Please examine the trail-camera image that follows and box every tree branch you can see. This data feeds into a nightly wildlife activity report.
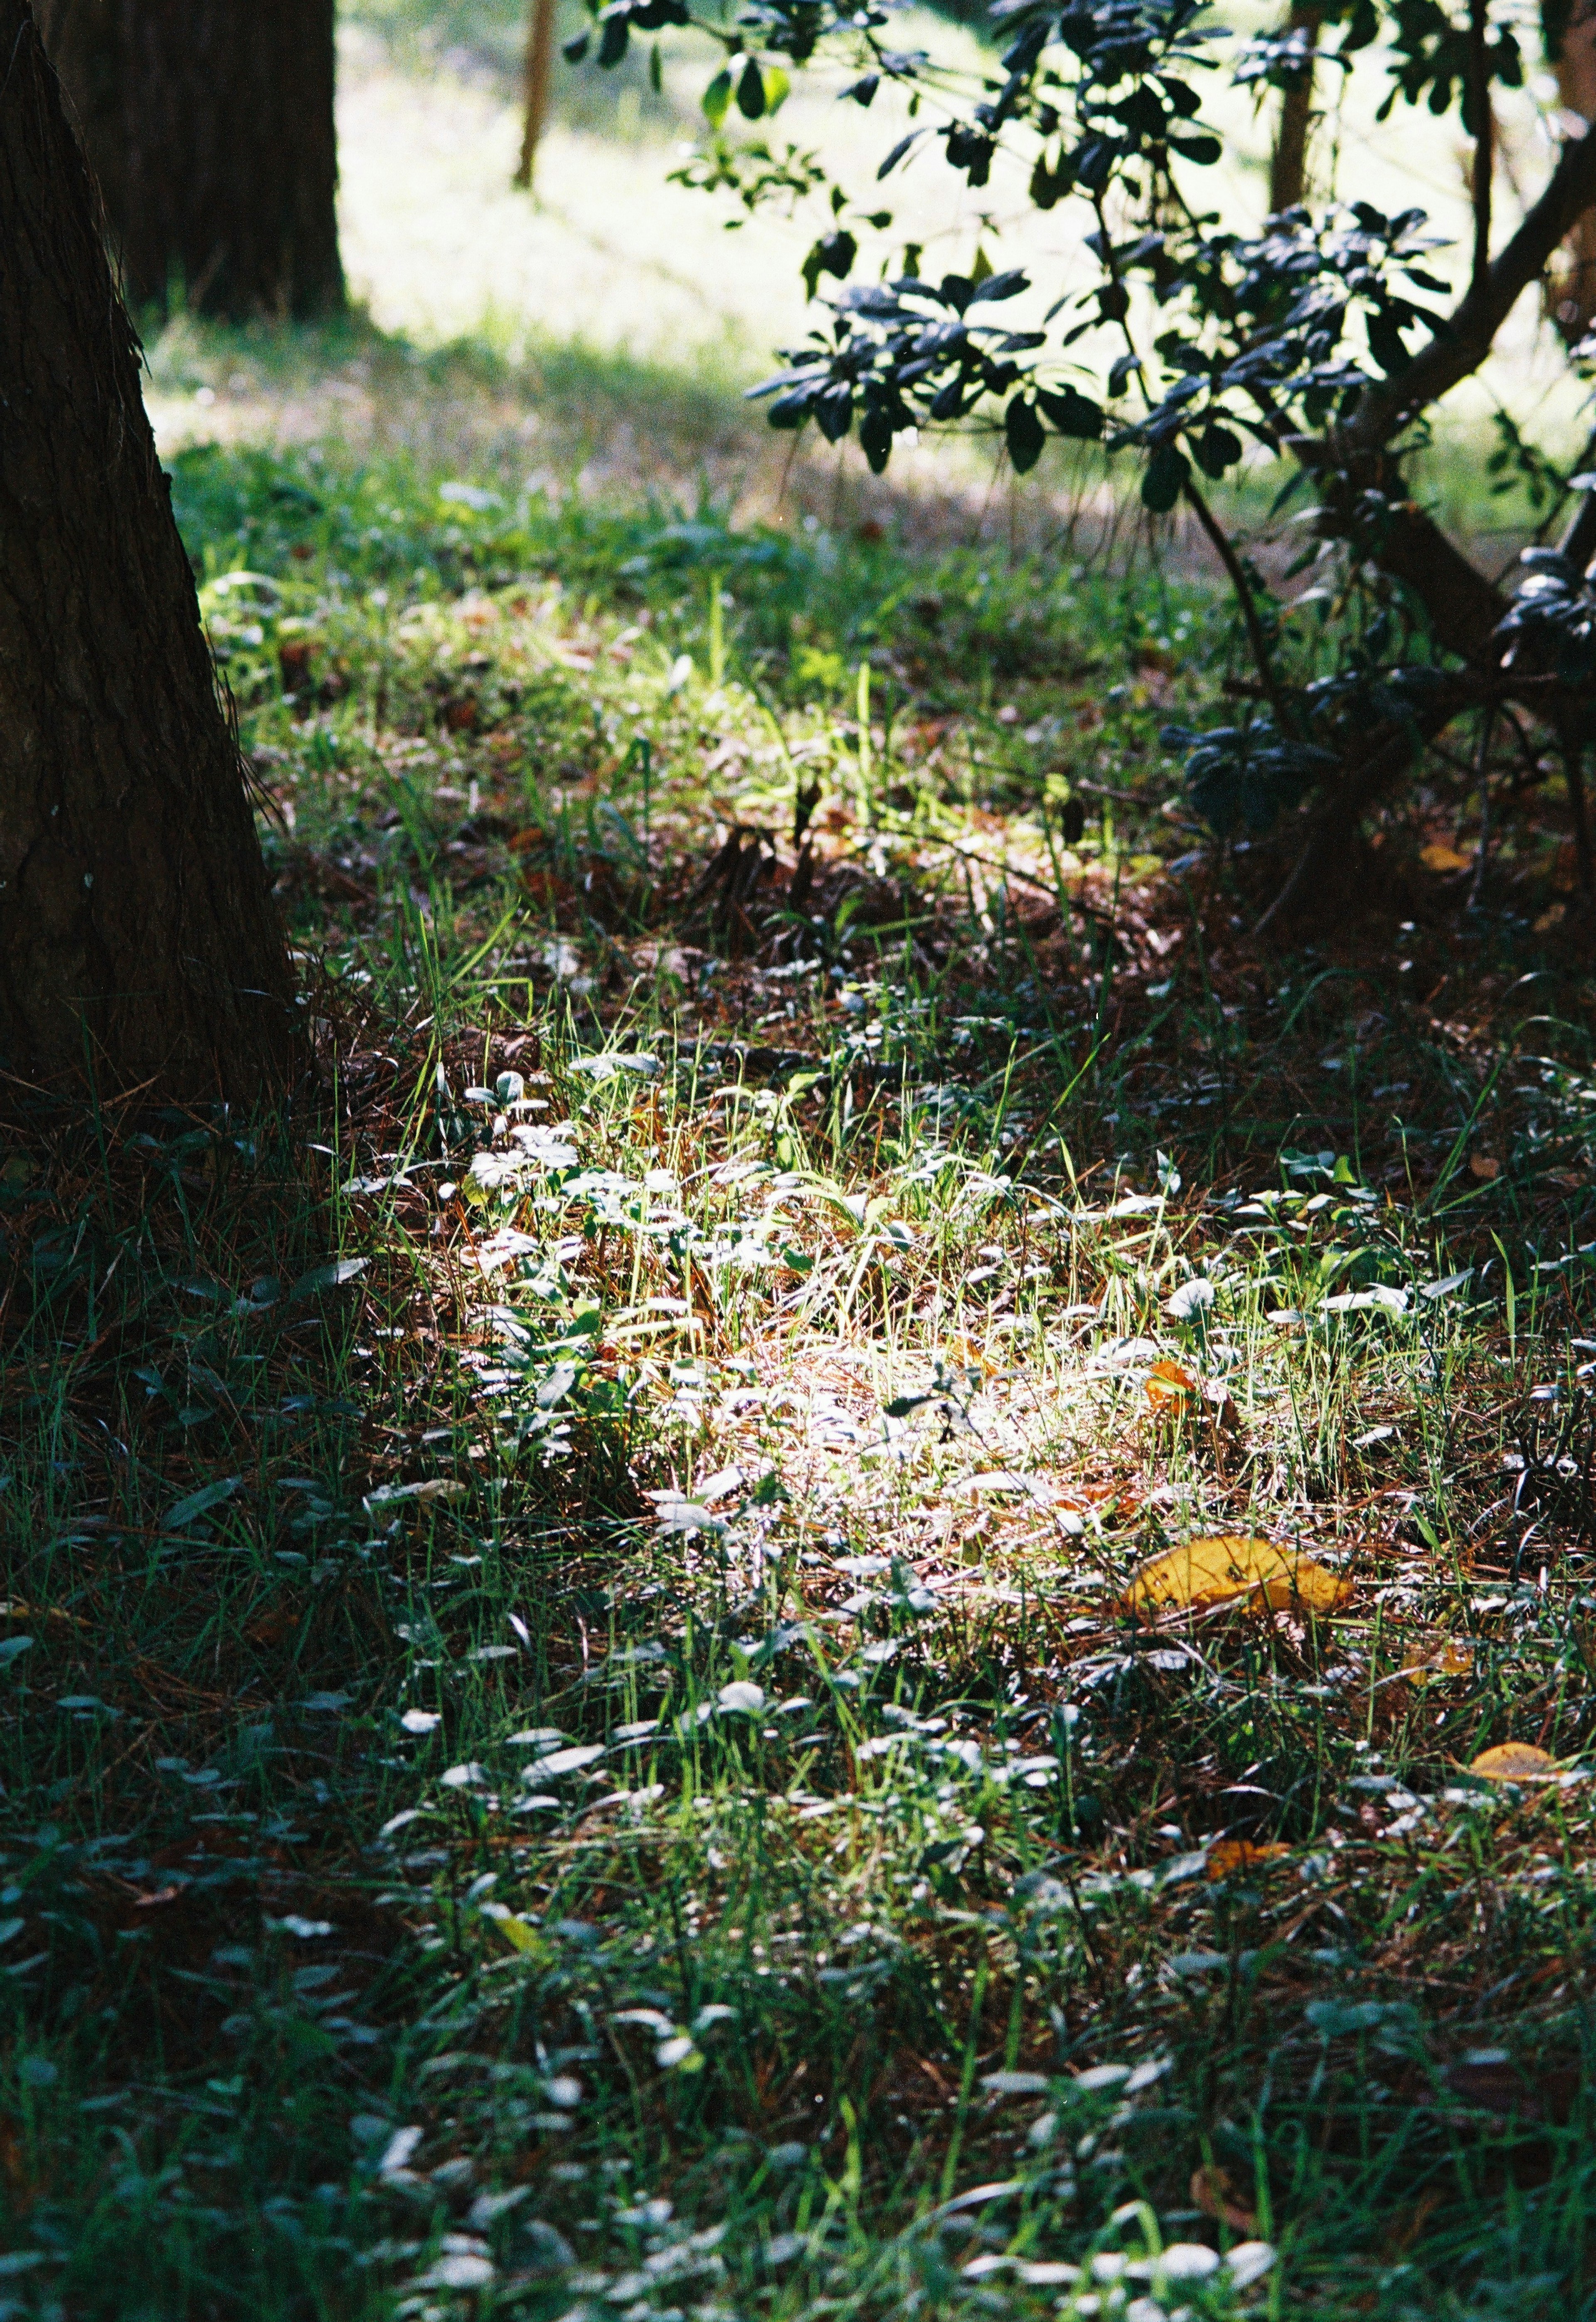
[1468,0,1493,297]
[1341,118,1596,456]
[1255,682,1472,931]
[1182,474,1296,731]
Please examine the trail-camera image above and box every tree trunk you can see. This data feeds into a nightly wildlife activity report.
[41,0,342,321]
[515,0,558,190]
[1268,5,1320,215]
[0,0,296,1100]
[1549,0,1596,342]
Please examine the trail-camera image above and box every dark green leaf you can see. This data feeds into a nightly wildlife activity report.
[1194,423,1241,478]
[860,406,894,473]
[1037,385,1103,439]
[1141,443,1190,512]
[1005,395,1046,473]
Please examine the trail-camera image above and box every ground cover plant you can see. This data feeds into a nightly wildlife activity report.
[3,352,1596,2322]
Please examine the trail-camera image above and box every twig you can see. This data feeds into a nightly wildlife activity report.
[1468,705,1496,910]
[1468,0,1493,298]
[1182,477,1296,736]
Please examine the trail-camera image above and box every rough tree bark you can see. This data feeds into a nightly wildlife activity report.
[0,0,296,1098]
[39,0,342,320]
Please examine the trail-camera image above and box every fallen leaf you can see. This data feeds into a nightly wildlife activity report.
[1190,2163,1257,2234]
[1121,1536,1351,1617]
[1468,1154,1501,1182]
[494,1914,542,1955]
[1145,1359,1197,1410]
[1420,1637,1474,1679]
[1420,841,1471,874]
[1206,1839,1290,1882]
[245,1601,299,1647]
[1469,1742,1557,1783]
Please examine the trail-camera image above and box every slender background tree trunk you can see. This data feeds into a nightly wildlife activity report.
[1269,5,1320,214]
[0,0,295,1098]
[515,0,558,190]
[41,0,342,320]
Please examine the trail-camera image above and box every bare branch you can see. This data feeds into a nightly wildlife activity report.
[1343,120,1596,454]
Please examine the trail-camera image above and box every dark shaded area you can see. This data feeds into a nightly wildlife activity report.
[42,0,342,320]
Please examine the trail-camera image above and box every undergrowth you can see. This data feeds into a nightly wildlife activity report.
[3,433,1596,2322]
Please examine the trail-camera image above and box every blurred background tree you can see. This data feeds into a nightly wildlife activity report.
[39,0,341,319]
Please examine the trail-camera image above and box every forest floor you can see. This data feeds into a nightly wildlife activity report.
[2,330,1596,2322]
[6,24,1596,2320]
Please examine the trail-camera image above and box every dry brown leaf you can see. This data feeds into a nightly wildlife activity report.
[1469,1741,1558,1783]
[1420,841,1472,874]
[1468,1153,1501,1182]
[1206,1839,1291,1882]
[1145,1358,1198,1410]
[1190,2164,1257,2235]
[1121,1536,1352,1616]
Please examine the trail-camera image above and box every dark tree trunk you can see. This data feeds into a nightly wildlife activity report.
[40,0,342,321]
[1547,0,1596,343]
[0,0,296,1099]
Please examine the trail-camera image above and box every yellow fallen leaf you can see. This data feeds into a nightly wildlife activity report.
[1145,1359,1198,1410]
[1470,1742,1558,1783]
[1121,1536,1351,1616]
[1420,841,1472,874]
[1206,1839,1290,1882]
[1421,1637,1474,1679]
[492,1913,544,1954]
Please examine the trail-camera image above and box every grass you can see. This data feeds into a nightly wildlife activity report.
[9,19,1596,2309]
[4,396,1596,2319]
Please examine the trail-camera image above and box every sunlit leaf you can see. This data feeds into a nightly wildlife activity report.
[1420,1637,1474,1678]
[702,68,731,128]
[1470,1742,1558,1782]
[287,1256,369,1302]
[1205,1839,1290,1881]
[1420,840,1471,874]
[525,1744,606,1777]
[1145,1357,1198,1409]
[1121,1536,1351,1615]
